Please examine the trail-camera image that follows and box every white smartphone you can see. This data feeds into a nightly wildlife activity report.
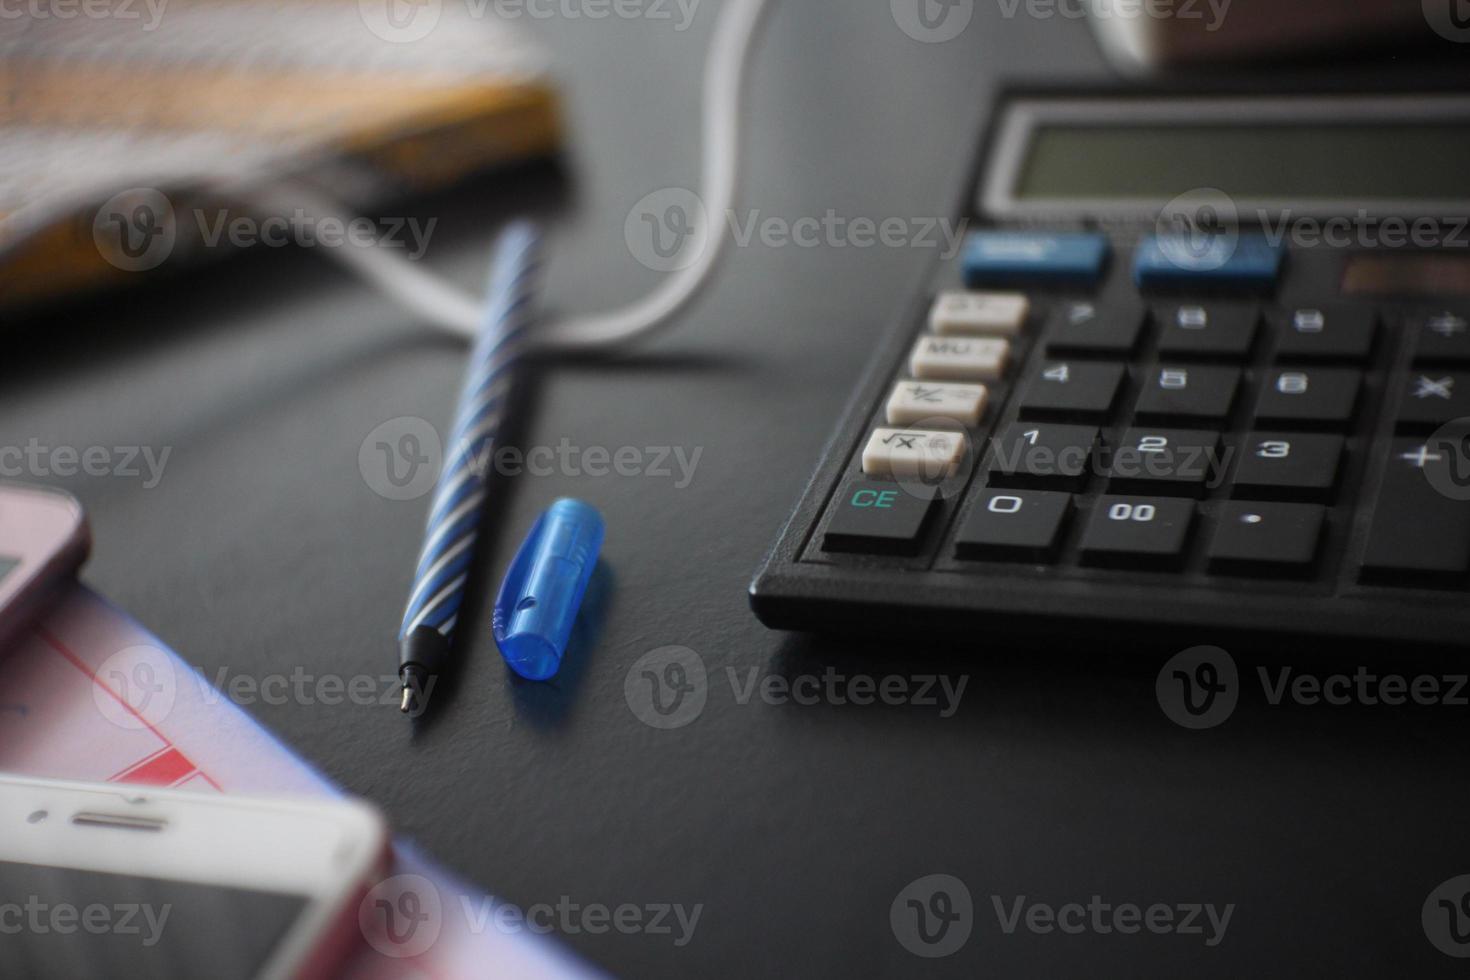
[0,775,389,980]
[0,483,89,651]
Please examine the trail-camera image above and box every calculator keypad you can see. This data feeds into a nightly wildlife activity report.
[763,234,1470,649]
[806,246,1470,599]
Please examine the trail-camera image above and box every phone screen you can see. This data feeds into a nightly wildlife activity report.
[0,860,309,980]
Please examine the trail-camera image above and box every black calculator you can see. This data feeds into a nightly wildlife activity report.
[751,91,1470,647]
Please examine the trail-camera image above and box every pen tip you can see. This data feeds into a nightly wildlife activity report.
[399,686,413,714]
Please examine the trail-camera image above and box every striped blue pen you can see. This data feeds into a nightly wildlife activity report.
[398,222,542,715]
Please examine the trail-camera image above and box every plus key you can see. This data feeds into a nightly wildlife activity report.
[1360,438,1470,584]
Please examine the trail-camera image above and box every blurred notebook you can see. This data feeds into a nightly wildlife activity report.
[0,0,561,308]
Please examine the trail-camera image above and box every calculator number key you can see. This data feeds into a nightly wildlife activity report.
[1079,496,1196,569]
[1271,306,1377,362]
[1230,433,1345,501]
[1046,300,1144,357]
[954,490,1072,562]
[1155,304,1259,360]
[1017,361,1126,422]
[1133,365,1240,425]
[1107,429,1224,496]
[1254,368,1361,429]
[987,422,1098,492]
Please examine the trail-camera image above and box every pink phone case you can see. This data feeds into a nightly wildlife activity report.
[0,484,90,653]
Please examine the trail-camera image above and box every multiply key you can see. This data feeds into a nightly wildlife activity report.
[1395,371,1470,433]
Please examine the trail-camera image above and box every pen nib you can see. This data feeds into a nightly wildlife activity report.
[397,660,433,718]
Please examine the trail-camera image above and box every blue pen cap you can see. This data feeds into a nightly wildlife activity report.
[493,498,605,681]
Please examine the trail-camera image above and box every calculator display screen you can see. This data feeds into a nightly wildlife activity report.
[1342,253,1470,297]
[1014,124,1470,203]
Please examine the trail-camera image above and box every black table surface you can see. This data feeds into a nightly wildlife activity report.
[9,4,1470,976]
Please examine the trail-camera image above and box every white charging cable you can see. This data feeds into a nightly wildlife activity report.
[286,0,770,353]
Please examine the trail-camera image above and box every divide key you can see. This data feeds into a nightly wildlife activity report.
[1412,310,1470,365]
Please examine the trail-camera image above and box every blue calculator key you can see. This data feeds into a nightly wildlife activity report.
[1133,234,1285,290]
[962,232,1109,287]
